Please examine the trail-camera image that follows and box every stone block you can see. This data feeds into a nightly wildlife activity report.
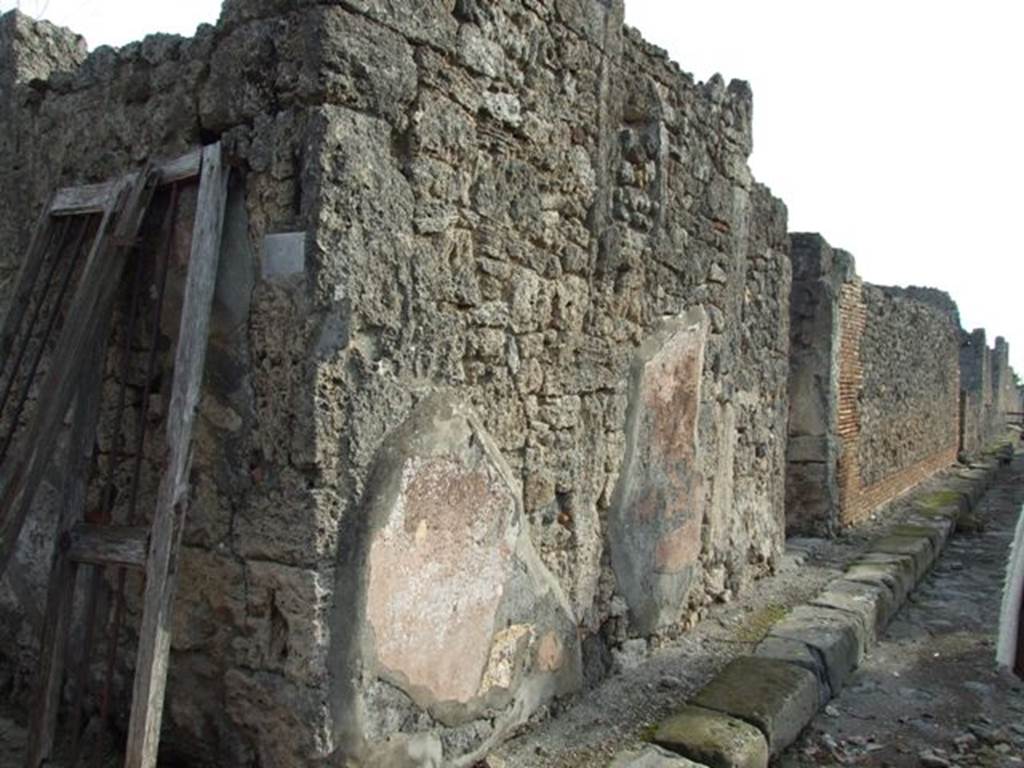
[610,745,711,768]
[913,489,969,519]
[900,514,955,549]
[812,578,895,644]
[609,309,708,634]
[767,605,864,693]
[754,636,830,702]
[844,554,914,606]
[692,657,820,754]
[888,523,946,555]
[225,669,333,765]
[235,562,332,685]
[945,478,983,508]
[654,704,769,768]
[955,467,989,485]
[787,435,829,463]
[870,535,935,580]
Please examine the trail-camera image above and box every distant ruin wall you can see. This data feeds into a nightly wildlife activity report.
[843,285,960,524]
[958,331,1019,457]
[960,328,991,456]
[0,3,793,766]
[787,236,963,529]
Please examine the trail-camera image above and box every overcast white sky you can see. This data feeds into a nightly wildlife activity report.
[4,0,1022,372]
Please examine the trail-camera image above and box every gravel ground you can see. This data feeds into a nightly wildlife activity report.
[779,453,1024,768]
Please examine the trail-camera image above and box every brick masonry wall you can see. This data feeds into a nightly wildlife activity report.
[844,446,959,525]
[840,284,960,524]
[836,276,866,523]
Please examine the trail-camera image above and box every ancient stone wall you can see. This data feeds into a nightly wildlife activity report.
[0,2,793,766]
[958,330,1019,457]
[0,6,378,766]
[0,13,86,317]
[786,237,962,529]
[959,328,991,456]
[838,284,960,524]
[785,233,846,535]
[992,338,1016,433]
[856,285,960,487]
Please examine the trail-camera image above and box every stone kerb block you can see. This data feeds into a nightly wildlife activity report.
[845,553,916,606]
[812,579,894,646]
[332,392,581,766]
[753,636,828,692]
[654,704,769,768]
[609,745,712,768]
[870,535,935,581]
[609,309,708,635]
[692,657,819,755]
[764,605,864,694]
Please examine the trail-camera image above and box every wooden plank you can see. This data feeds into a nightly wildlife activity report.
[0,198,56,364]
[124,143,228,768]
[157,147,203,185]
[2,562,43,636]
[49,181,118,217]
[67,524,150,570]
[25,323,109,768]
[0,169,158,577]
[50,148,203,216]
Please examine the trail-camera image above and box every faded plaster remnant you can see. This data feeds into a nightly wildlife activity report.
[366,455,517,705]
[334,392,581,765]
[610,309,708,634]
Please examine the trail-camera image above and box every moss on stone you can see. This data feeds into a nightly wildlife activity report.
[654,705,769,768]
[915,490,963,511]
[732,603,788,644]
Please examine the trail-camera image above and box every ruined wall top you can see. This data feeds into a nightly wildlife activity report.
[875,284,961,331]
[0,11,85,95]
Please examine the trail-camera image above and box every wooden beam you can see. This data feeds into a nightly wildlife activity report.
[0,198,56,363]
[25,324,108,768]
[124,142,228,768]
[157,147,204,185]
[49,182,118,218]
[67,524,150,570]
[49,148,203,217]
[0,169,158,577]
[2,562,43,636]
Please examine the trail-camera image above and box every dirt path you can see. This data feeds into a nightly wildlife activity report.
[779,454,1024,768]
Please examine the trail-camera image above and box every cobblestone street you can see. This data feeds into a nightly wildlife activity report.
[781,452,1024,768]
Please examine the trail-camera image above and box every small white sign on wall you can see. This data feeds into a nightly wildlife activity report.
[260,232,305,281]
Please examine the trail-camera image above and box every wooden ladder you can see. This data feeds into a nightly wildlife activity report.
[0,143,228,768]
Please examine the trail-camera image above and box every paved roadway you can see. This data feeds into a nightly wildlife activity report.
[780,452,1024,768]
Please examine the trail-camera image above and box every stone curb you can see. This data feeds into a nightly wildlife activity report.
[635,446,1012,768]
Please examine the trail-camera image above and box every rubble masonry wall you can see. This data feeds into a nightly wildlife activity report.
[0,2,792,765]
